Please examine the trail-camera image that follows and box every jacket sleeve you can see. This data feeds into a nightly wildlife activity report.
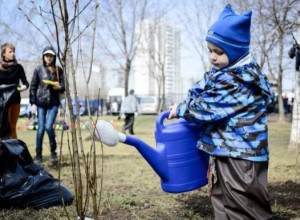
[29,67,39,105]
[58,67,65,92]
[289,45,296,59]
[19,64,29,89]
[176,73,254,125]
[296,52,300,71]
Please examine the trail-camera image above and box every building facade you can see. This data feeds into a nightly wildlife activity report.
[133,19,181,102]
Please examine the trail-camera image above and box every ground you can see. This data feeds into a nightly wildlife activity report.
[0,114,299,220]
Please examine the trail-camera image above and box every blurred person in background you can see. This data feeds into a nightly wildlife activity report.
[120,89,138,135]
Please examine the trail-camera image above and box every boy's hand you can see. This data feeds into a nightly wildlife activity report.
[168,104,178,119]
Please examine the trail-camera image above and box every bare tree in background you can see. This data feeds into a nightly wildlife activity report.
[144,19,167,113]
[288,10,300,151]
[179,0,221,74]
[98,0,148,97]
[253,3,277,68]
[0,1,49,59]
[230,0,278,68]
[260,0,298,122]
[78,3,99,118]
[230,0,298,121]
[141,1,175,113]
[18,1,104,219]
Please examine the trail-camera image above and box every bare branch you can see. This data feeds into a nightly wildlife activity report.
[18,7,53,46]
[129,0,148,61]
[71,19,94,44]
[31,2,56,40]
[68,0,93,25]
[50,0,62,61]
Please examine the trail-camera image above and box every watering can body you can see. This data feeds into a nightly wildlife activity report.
[155,111,209,193]
[124,111,209,193]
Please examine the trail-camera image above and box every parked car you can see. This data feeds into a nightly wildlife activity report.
[19,98,31,118]
[79,99,103,116]
[136,95,173,115]
[60,98,102,117]
[107,88,124,115]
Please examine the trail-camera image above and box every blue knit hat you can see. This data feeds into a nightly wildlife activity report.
[206,5,252,65]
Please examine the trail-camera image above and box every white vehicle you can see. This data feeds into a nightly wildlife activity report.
[20,98,31,118]
[136,95,173,115]
[107,88,125,115]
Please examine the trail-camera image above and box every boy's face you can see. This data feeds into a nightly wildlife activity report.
[207,42,229,70]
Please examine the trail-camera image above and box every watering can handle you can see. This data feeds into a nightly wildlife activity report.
[156,110,170,131]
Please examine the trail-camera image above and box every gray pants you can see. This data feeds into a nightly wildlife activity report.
[211,157,272,220]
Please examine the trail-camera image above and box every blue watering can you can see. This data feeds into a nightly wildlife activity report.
[95,111,209,193]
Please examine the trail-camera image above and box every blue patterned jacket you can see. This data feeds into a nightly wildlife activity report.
[176,55,273,161]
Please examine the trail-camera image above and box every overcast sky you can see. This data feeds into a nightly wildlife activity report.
[0,0,296,93]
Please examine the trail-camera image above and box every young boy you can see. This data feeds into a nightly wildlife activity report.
[168,5,273,220]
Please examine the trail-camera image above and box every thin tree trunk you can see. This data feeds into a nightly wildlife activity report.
[288,70,300,150]
[160,70,166,113]
[278,35,285,122]
[288,9,300,151]
[86,3,98,118]
[67,46,84,217]
[125,58,130,96]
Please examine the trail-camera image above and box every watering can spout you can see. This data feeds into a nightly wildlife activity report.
[124,135,168,181]
[94,119,168,181]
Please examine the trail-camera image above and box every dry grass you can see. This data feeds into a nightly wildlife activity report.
[0,114,299,220]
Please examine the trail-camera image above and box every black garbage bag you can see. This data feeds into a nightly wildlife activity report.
[0,139,74,209]
[0,84,17,138]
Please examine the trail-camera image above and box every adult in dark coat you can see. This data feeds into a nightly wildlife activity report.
[29,46,65,164]
[0,43,29,139]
